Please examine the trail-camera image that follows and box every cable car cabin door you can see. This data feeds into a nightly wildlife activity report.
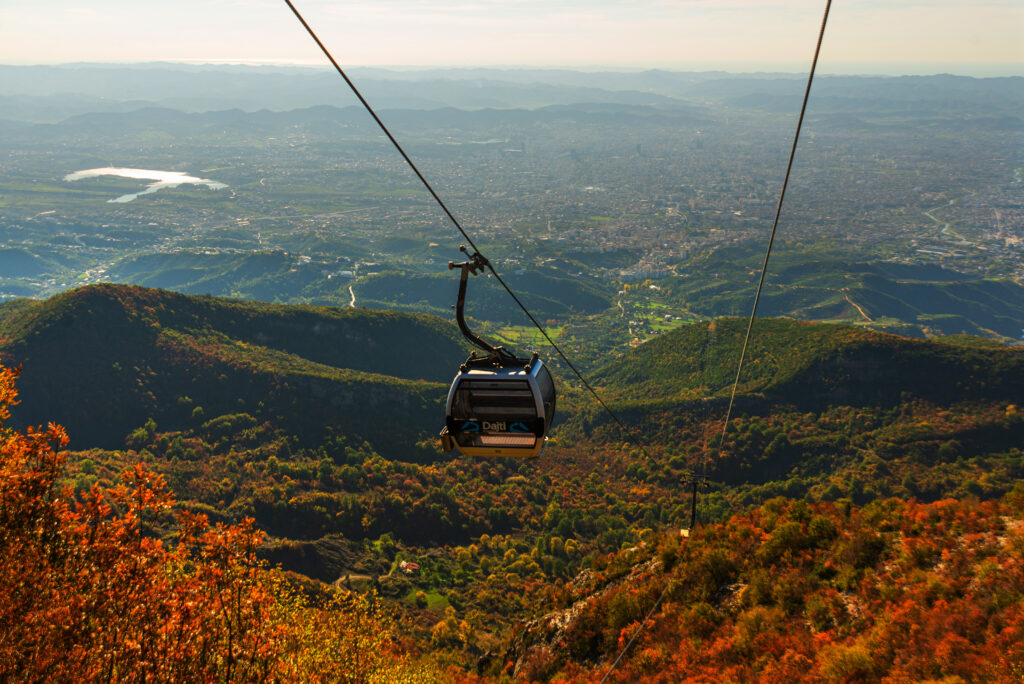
[444,363,553,459]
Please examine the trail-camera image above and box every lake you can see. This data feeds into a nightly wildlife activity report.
[63,167,228,203]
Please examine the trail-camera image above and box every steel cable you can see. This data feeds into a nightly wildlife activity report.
[601,1,833,679]
[282,0,644,449]
[714,0,833,464]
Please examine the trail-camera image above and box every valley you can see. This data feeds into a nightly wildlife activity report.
[1,63,1023,681]
[1,68,1022,355]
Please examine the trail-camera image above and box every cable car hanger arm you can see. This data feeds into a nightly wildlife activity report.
[450,246,500,355]
[283,0,642,450]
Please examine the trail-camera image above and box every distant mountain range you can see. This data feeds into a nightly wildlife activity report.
[0,102,711,147]
[0,64,1020,121]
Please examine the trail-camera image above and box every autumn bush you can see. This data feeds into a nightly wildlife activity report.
[0,365,438,682]
[517,495,1024,683]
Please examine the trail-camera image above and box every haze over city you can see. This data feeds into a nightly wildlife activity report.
[1,0,1021,75]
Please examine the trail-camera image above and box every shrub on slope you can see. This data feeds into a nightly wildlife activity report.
[0,364,439,682]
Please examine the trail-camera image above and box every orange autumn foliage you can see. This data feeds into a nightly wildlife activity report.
[509,494,1024,683]
[0,365,436,682]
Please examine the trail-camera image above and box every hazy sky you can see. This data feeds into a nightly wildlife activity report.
[1,0,1021,75]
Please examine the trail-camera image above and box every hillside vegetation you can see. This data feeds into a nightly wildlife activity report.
[501,495,1024,682]
[664,247,1024,340]
[0,365,439,681]
[2,286,1023,679]
[0,284,469,451]
[593,316,1024,407]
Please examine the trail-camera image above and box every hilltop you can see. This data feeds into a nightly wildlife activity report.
[593,316,1024,407]
[0,284,469,452]
[566,317,1024,508]
[104,250,614,321]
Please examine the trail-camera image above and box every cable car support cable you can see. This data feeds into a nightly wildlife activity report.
[282,0,643,450]
[710,0,833,511]
[600,1,832,680]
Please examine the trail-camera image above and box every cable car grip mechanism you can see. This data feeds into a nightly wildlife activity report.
[449,245,510,360]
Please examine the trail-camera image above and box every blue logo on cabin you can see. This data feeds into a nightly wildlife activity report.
[461,421,480,433]
[510,421,529,433]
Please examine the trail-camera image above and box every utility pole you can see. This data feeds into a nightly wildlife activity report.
[680,472,709,537]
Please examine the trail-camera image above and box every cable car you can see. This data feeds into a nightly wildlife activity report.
[440,248,556,459]
[443,352,556,458]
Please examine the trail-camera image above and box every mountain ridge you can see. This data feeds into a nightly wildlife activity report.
[0,283,468,451]
[594,317,1024,407]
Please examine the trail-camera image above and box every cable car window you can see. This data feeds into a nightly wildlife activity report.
[475,434,537,447]
[452,380,537,419]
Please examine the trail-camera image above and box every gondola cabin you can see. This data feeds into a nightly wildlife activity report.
[442,354,556,459]
[440,247,557,458]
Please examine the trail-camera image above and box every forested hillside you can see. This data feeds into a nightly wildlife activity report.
[0,284,468,451]
[0,365,441,681]
[3,286,1023,680]
[500,495,1024,682]
[663,246,1024,340]
[592,316,1024,406]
